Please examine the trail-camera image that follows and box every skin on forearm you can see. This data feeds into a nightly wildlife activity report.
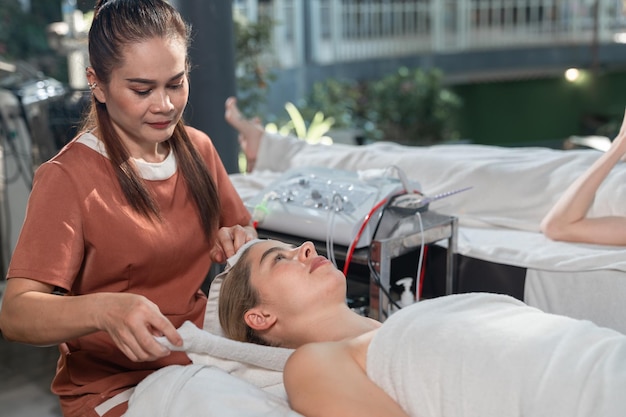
[541,151,618,226]
[1,278,180,361]
[0,278,103,345]
[541,115,626,244]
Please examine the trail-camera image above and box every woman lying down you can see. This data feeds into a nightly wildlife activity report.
[218,239,626,417]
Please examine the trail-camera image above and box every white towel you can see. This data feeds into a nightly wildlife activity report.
[367,293,626,417]
[125,364,301,417]
[157,321,293,398]
[129,318,298,416]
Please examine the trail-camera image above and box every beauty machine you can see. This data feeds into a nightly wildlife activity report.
[245,166,421,249]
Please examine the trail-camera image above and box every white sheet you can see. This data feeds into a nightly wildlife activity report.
[367,293,626,417]
[125,364,301,417]
[454,226,626,272]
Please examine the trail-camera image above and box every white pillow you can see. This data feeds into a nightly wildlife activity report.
[204,271,226,336]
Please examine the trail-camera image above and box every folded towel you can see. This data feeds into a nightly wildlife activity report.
[156,321,294,398]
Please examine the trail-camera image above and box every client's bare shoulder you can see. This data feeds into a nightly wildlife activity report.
[283,329,409,417]
[285,329,377,377]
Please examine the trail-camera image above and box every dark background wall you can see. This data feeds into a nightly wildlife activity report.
[453,69,626,146]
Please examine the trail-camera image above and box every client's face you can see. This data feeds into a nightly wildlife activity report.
[246,240,348,314]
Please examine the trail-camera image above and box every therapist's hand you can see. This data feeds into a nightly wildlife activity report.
[97,292,182,362]
[210,224,257,264]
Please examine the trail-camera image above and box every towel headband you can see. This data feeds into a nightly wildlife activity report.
[225,238,265,270]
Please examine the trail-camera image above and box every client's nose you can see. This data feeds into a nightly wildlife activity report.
[297,241,317,261]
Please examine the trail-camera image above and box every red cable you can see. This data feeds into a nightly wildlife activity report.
[342,197,389,276]
[417,245,428,299]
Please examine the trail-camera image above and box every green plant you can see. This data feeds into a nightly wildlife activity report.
[296,68,462,146]
[232,10,275,118]
[266,101,335,144]
[364,67,463,145]
[300,78,363,129]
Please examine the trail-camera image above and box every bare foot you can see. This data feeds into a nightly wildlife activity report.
[225,97,264,172]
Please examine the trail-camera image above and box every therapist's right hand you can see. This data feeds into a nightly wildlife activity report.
[96,292,183,362]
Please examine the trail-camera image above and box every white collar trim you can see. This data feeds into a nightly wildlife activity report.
[76,132,176,180]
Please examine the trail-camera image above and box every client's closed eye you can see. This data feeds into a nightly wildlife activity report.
[273,253,287,263]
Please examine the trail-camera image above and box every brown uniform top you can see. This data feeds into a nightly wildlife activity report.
[7,126,251,417]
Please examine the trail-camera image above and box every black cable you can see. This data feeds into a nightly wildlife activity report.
[368,256,402,320]
[366,195,404,318]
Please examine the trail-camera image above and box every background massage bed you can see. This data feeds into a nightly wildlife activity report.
[229,134,626,334]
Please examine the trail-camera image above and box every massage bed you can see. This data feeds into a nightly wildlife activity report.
[123,278,626,417]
